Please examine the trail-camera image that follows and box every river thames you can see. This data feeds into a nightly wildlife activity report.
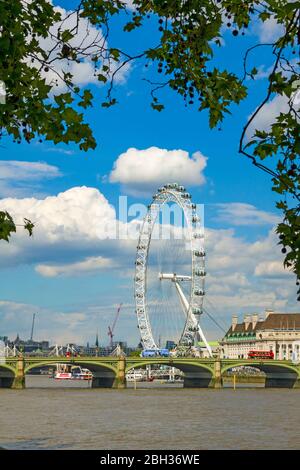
[0,377,299,450]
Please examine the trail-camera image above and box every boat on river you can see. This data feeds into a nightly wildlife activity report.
[52,364,93,380]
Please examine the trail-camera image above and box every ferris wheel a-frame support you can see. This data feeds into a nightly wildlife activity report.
[159,273,212,357]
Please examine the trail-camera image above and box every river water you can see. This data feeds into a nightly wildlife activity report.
[0,376,299,450]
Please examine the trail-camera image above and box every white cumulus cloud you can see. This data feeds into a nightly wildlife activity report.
[254,16,285,43]
[109,147,207,196]
[255,260,292,278]
[0,160,61,197]
[246,94,289,139]
[0,186,120,268]
[0,185,298,342]
[213,203,280,226]
[0,160,61,181]
[0,299,136,345]
[36,255,115,278]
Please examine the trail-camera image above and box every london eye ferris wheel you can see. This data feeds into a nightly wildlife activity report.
[134,183,212,356]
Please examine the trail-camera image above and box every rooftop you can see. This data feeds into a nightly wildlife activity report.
[224,312,300,339]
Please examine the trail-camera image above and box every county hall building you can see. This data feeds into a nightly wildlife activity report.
[220,310,300,360]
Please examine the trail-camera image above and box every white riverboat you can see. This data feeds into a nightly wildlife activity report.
[53,364,93,380]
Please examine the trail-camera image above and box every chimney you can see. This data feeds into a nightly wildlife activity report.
[244,314,251,330]
[252,314,259,329]
[231,315,238,331]
[265,309,274,319]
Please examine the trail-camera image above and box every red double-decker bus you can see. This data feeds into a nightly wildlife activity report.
[248,350,274,360]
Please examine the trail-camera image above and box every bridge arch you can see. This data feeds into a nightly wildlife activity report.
[0,363,16,388]
[126,359,215,388]
[24,360,117,375]
[222,361,300,388]
[0,362,16,374]
[25,360,118,388]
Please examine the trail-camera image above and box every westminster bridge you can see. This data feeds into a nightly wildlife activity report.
[1,355,300,389]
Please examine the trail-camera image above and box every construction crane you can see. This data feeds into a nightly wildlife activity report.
[30,313,36,342]
[108,303,122,347]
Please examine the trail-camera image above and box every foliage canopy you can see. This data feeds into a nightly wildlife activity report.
[0,0,299,296]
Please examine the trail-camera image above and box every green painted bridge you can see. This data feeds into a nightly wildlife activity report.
[1,355,300,389]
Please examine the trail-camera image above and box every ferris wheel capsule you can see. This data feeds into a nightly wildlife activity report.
[194,250,205,257]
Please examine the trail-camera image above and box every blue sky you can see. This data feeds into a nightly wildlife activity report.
[0,2,298,346]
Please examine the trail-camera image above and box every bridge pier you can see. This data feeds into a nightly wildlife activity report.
[113,356,127,389]
[183,365,219,388]
[12,356,25,389]
[180,359,222,388]
[91,357,126,388]
[210,359,223,389]
[208,377,223,389]
[293,379,300,389]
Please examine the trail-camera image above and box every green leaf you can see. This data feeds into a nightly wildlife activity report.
[24,218,34,237]
[97,74,107,83]
[151,102,164,112]
[0,211,16,242]
[61,29,73,43]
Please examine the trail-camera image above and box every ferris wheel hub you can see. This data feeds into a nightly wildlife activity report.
[159,272,192,282]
